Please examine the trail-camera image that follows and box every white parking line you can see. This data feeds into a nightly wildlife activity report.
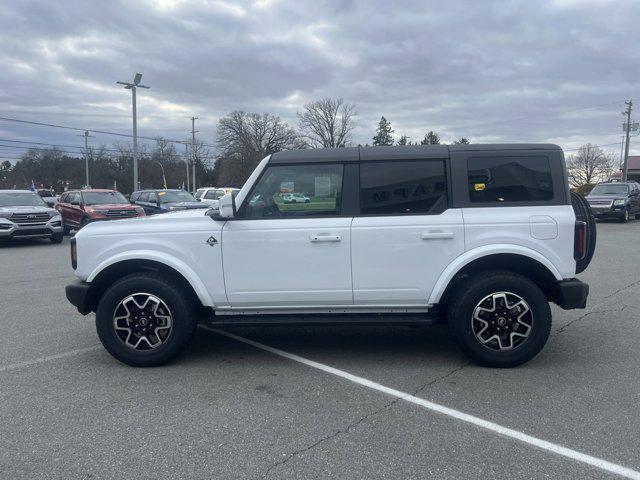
[202,326,640,480]
[0,345,101,373]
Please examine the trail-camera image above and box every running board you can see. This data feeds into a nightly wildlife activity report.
[205,312,437,327]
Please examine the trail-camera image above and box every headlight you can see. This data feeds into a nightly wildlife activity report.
[169,205,184,210]
[87,208,109,214]
[613,199,626,206]
[0,211,12,219]
[135,207,145,215]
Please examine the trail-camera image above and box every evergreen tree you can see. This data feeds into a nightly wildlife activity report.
[372,116,394,146]
[397,135,409,146]
[454,137,470,144]
[420,131,440,145]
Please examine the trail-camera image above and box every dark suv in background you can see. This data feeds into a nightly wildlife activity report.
[130,189,208,215]
[586,182,640,222]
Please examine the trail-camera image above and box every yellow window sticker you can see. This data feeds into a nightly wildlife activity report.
[474,183,485,191]
[158,191,167,196]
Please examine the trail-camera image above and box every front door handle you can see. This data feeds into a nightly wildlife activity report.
[309,234,341,243]
[421,231,454,240]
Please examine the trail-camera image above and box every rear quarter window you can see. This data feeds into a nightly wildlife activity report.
[468,156,553,203]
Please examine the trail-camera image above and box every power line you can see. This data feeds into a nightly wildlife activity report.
[0,115,218,148]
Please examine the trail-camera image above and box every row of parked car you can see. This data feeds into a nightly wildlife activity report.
[0,186,239,243]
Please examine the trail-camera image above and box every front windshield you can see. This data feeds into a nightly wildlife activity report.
[158,191,197,203]
[82,191,128,205]
[590,184,629,196]
[0,192,47,207]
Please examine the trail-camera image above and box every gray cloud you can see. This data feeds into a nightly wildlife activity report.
[0,0,638,163]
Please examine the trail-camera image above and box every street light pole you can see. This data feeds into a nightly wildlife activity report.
[191,116,198,194]
[116,73,150,192]
[622,99,633,182]
[77,130,93,188]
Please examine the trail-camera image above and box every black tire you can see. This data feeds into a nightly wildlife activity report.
[63,223,71,235]
[447,271,551,368]
[96,272,198,367]
[79,217,89,230]
[570,192,596,274]
[620,208,629,223]
[50,232,63,244]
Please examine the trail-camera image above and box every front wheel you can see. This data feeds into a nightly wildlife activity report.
[621,208,629,223]
[96,272,198,367]
[447,271,551,368]
[50,232,63,244]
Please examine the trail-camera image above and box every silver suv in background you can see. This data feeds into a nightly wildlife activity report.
[0,190,64,243]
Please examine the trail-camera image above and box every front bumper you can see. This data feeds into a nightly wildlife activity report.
[553,279,589,310]
[65,280,92,315]
[0,218,63,239]
[589,205,626,218]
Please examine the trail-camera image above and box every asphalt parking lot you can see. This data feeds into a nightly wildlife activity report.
[1,220,640,480]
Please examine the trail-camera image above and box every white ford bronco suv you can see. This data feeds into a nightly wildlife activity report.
[65,144,595,368]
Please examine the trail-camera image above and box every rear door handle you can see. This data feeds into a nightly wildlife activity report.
[309,234,341,243]
[421,231,454,240]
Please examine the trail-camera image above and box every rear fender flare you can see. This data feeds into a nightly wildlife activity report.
[428,244,563,305]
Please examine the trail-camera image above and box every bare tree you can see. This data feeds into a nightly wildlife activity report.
[217,111,300,183]
[566,143,616,187]
[297,98,356,148]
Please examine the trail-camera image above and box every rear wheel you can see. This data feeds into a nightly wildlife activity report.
[447,271,551,368]
[63,223,71,235]
[96,272,198,367]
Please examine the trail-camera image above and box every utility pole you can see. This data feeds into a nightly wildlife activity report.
[622,100,633,182]
[183,144,190,192]
[77,130,94,188]
[191,116,198,194]
[117,73,150,192]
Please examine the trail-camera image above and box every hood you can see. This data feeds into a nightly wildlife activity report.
[0,205,58,215]
[75,207,220,238]
[84,203,138,209]
[162,201,208,209]
[586,195,626,200]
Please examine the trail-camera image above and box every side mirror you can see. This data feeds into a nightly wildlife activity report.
[218,193,236,218]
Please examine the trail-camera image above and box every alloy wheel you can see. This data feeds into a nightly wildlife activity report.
[471,292,533,351]
[112,293,173,350]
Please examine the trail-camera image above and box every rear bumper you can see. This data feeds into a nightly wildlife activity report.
[554,279,589,310]
[65,280,92,315]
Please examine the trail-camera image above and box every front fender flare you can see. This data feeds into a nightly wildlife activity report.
[427,244,563,305]
[87,250,214,307]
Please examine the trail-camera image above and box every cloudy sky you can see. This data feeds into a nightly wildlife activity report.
[1,0,639,163]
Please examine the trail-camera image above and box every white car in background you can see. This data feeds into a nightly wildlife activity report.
[197,187,240,208]
[283,192,310,203]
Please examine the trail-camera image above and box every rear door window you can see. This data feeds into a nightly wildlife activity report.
[359,160,447,215]
[468,156,553,203]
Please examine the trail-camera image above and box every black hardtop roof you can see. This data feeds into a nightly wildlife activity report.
[269,144,562,164]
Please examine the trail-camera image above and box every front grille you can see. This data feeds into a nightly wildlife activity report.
[10,212,51,224]
[106,209,139,218]
[587,199,612,207]
[13,228,49,237]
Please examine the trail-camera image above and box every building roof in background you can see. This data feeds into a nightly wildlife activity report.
[627,156,640,170]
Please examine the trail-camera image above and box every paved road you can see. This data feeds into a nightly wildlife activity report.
[1,220,639,479]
